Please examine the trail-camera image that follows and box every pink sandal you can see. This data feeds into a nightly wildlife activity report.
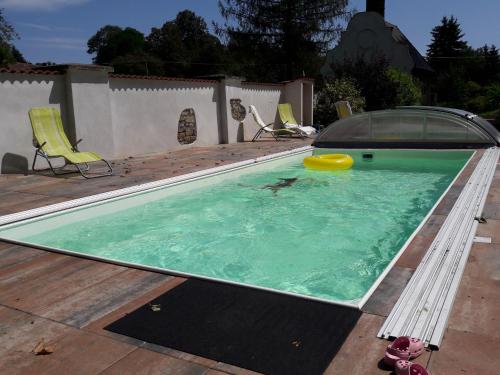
[395,360,431,375]
[383,336,424,367]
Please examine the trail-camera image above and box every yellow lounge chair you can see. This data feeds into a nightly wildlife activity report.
[249,105,295,141]
[29,107,112,178]
[334,101,352,119]
[277,103,316,137]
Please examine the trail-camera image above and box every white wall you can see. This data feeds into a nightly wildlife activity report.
[109,78,219,158]
[66,68,116,159]
[0,73,67,173]
[284,80,303,125]
[240,83,283,141]
[0,67,312,174]
[302,81,314,126]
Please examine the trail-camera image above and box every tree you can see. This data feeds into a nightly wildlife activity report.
[87,11,225,77]
[426,16,500,113]
[35,61,57,67]
[87,25,163,75]
[88,25,126,64]
[0,9,17,44]
[426,16,471,106]
[0,9,22,66]
[217,0,350,81]
[484,45,500,81]
[146,10,226,77]
[0,43,14,66]
[88,26,147,63]
[427,16,468,74]
[11,45,26,63]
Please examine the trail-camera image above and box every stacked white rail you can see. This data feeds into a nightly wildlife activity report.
[377,147,499,349]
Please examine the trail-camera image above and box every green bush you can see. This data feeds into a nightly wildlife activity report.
[466,95,489,114]
[386,68,422,106]
[326,59,425,112]
[314,77,365,125]
[0,42,15,67]
[464,83,500,114]
[330,58,399,110]
[486,83,500,109]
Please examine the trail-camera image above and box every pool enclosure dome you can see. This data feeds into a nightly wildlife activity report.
[313,106,500,149]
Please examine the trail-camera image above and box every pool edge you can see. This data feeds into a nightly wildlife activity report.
[0,146,314,227]
[0,146,476,310]
[356,149,477,308]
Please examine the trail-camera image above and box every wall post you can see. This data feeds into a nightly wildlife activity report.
[218,76,245,144]
[64,65,116,158]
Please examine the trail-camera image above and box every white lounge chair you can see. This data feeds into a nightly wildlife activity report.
[249,105,296,142]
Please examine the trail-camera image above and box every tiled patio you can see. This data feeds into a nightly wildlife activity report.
[0,139,499,374]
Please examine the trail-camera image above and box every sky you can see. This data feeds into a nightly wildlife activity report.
[2,0,500,64]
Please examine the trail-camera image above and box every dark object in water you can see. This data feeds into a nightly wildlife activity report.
[263,177,298,195]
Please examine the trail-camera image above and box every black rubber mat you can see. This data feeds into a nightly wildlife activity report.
[105,279,362,375]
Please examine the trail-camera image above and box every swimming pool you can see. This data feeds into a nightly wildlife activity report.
[0,148,473,307]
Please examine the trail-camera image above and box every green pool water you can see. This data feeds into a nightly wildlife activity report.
[0,150,472,304]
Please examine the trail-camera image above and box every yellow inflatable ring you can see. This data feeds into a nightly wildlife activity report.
[303,154,354,171]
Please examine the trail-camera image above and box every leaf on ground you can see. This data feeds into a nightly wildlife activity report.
[291,340,301,348]
[32,339,54,355]
[149,303,161,312]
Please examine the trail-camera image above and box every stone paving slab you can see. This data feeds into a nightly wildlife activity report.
[324,314,432,375]
[0,196,70,215]
[0,190,69,215]
[12,326,136,375]
[0,245,46,270]
[211,362,262,375]
[362,266,414,317]
[98,347,209,375]
[486,186,500,203]
[395,235,434,271]
[0,252,70,289]
[447,283,500,340]
[0,306,74,374]
[482,201,500,219]
[0,259,126,314]
[447,243,500,340]
[396,214,447,269]
[40,269,170,328]
[427,329,500,374]
[0,241,13,251]
[475,218,500,244]
[460,243,500,289]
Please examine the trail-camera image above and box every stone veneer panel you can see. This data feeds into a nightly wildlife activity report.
[229,98,246,121]
[177,108,197,145]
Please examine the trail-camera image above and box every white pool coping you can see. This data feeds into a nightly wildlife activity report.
[377,147,499,348]
[358,149,477,308]
[0,146,477,310]
[0,146,313,226]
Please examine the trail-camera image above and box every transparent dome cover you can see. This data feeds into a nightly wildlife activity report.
[313,106,500,149]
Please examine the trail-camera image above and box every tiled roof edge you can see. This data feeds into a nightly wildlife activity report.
[0,68,63,75]
[242,81,285,87]
[109,73,218,83]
